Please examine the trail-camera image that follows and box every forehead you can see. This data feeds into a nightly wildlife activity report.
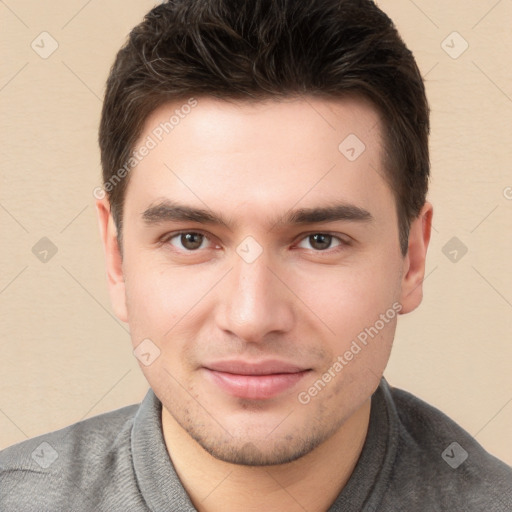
[124,95,393,224]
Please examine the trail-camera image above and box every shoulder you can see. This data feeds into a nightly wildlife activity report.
[0,402,141,511]
[384,383,512,511]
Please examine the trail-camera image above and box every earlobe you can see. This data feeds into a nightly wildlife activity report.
[399,202,433,314]
[95,198,128,323]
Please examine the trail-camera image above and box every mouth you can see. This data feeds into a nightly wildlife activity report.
[203,360,311,400]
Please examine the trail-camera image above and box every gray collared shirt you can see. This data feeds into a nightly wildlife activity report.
[1,378,511,511]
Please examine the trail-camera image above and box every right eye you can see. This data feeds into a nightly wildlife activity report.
[166,232,213,251]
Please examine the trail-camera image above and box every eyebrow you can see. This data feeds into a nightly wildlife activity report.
[142,201,225,226]
[141,199,373,229]
[284,204,373,225]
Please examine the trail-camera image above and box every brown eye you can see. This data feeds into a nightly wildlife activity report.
[168,232,207,250]
[310,234,331,250]
[297,233,342,251]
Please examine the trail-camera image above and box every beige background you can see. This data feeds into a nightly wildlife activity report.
[1,0,511,466]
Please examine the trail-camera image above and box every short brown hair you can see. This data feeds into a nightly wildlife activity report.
[99,0,430,256]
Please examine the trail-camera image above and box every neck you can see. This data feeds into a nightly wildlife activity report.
[161,398,371,512]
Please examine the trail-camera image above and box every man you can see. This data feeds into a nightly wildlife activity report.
[1,0,511,510]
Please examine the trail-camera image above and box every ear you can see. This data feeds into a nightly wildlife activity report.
[95,198,128,323]
[399,201,433,314]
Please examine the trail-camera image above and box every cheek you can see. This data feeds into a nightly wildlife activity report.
[124,263,183,343]
[124,260,224,344]
[290,258,401,341]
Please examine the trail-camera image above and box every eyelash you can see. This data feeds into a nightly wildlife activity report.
[160,230,350,254]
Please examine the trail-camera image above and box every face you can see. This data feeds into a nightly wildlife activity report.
[98,95,431,466]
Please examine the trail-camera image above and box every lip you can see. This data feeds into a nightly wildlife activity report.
[203,360,311,400]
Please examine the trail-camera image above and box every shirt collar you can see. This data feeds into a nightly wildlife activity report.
[131,378,397,512]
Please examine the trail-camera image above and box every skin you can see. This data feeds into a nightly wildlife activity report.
[96,95,432,512]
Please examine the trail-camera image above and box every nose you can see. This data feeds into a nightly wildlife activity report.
[214,250,295,343]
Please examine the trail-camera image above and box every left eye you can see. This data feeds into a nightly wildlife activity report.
[297,233,342,251]
[167,232,211,251]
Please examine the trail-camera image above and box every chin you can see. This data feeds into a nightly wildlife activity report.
[187,424,335,467]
